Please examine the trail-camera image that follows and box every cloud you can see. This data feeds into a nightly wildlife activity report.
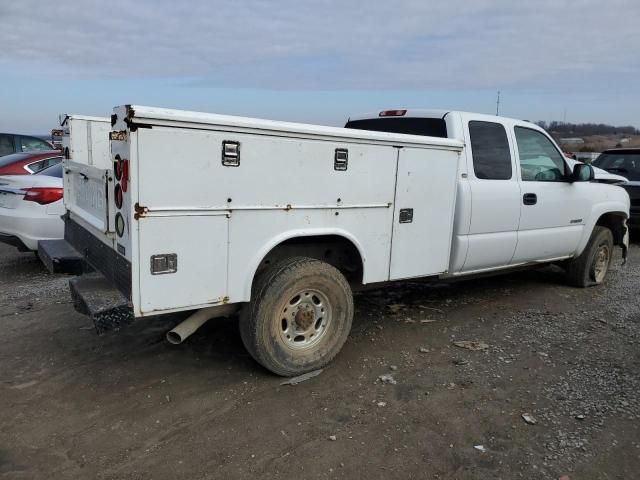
[1,0,639,91]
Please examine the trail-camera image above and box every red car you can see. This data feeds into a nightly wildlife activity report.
[0,151,63,175]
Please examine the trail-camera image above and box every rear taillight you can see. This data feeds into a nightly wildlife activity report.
[23,187,64,205]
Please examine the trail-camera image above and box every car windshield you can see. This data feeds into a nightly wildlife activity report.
[593,151,640,181]
[36,163,63,178]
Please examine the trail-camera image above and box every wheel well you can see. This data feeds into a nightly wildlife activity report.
[596,212,627,246]
[255,235,364,286]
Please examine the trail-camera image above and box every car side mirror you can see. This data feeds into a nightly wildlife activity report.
[571,163,594,182]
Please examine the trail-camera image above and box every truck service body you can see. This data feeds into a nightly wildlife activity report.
[61,105,630,375]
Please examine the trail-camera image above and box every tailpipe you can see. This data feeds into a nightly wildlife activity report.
[166,304,237,345]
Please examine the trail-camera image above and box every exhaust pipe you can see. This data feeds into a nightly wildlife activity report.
[166,304,237,345]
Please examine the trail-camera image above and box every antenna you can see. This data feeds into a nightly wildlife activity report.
[496,90,501,116]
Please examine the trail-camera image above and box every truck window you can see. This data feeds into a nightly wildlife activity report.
[344,118,447,138]
[19,135,52,152]
[515,127,567,182]
[468,121,512,180]
[0,134,14,156]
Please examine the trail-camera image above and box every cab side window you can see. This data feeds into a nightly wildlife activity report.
[468,121,512,180]
[515,127,567,182]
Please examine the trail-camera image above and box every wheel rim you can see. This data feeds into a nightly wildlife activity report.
[592,243,610,283]
[276,289,332,351]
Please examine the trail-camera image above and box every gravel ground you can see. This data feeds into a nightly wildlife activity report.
[0,241,639,479]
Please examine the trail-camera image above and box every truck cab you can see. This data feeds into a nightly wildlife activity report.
[346,109,630,278]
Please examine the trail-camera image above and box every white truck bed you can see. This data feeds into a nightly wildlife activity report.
[68,105,463,317]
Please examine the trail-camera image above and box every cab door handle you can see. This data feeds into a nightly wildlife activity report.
[523,193,537,205]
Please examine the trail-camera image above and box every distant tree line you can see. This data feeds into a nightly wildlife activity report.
[535,121,639,137]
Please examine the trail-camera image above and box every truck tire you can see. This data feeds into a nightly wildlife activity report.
[239,256,354,376]
[565,226,614,287]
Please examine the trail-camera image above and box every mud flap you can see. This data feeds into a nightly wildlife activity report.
[622,222,629,266]
[69,273,134,334]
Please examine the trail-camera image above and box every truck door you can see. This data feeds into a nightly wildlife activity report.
[510,126,591,263]
[460,120,521,272]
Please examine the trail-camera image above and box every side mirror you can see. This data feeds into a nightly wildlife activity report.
[571,163,594,182]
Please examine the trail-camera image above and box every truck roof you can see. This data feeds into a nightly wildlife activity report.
[347,109,451,122]
[59,114,109,126]
[119,105,464,151]
[347,108,536,126]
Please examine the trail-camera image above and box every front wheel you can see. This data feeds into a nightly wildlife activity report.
[239,257,353,376]
[565,226,614,287]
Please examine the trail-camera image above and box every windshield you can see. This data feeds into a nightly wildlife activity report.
[36,163,63,178]
[344,117,448,138]
[593,151,640,181]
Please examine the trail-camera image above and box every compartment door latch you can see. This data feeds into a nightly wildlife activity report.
[222,140,240,167]
[334,148,348,171]
[399,208,414,223]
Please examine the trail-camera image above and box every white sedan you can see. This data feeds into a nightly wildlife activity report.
[0,163,64,251]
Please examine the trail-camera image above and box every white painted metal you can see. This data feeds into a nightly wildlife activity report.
[389,147,460,279]
[60,115,111,168]
[61,115,113,238]
[459,113,521,272]
[138,215,229,313]
[66,105,629,319]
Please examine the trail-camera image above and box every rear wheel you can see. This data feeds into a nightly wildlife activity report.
[566,226,614,287]
[240,257,353,376]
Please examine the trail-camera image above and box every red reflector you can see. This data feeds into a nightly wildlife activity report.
[23,187,64,205]
[379,109,407,117]
[121,159,129,192]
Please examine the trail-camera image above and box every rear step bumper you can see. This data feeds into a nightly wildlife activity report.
[64,214,132,299]
[69,273,134,334]
[38,239,91,275]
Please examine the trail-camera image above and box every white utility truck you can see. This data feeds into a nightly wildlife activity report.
[62,106,629,376]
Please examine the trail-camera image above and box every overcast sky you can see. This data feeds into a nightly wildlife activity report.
[1,0,639,133]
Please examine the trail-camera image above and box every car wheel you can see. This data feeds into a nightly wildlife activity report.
[566,226,614,287]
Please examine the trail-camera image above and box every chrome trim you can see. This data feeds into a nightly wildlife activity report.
[141,203,392,217]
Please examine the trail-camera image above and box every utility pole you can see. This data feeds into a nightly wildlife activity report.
[496,90,501,116]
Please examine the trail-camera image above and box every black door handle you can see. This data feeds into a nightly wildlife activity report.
[523,193,537,205]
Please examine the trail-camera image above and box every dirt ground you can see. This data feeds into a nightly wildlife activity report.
[1,241,639,480]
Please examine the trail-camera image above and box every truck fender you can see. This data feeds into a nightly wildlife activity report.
[575,201,629,257]
[241,228,368,301]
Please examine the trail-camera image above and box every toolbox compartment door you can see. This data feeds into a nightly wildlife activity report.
[389,147,459,280]
[137,214,229,314]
